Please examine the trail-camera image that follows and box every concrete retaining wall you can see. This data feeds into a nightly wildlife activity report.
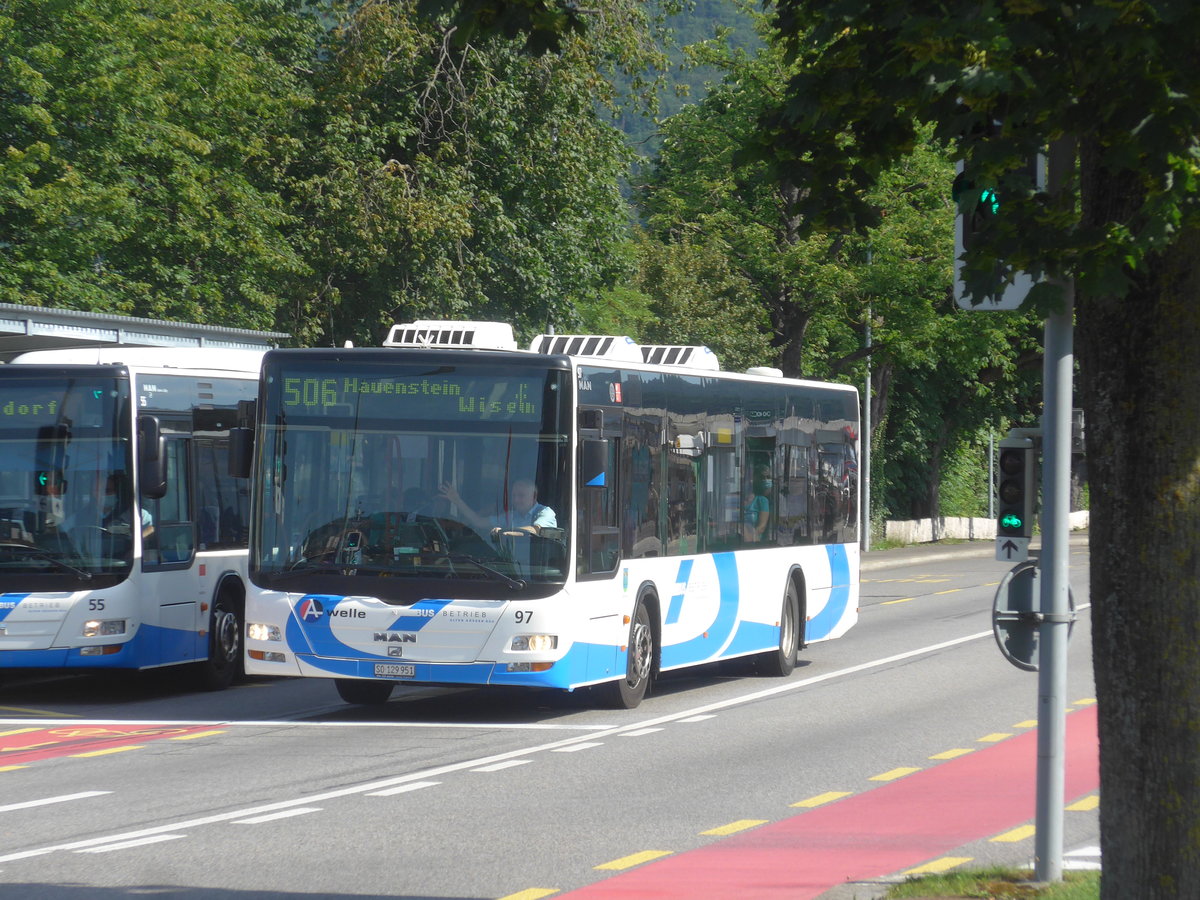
[884,510,1089,544]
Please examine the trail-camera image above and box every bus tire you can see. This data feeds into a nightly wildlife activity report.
[597,597,654,709]
[758,578,800,677]
[196,586,243,691]
[336,678,394,705]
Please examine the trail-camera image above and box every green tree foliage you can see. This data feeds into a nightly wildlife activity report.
[637,20,1041,521]
[282,0,659,347]
[759,2,1200,896]
[0,0,317,329]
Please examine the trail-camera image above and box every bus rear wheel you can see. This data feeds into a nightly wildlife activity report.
[758,579,800,677]
[598,598,654,709]
[335,678,394,705]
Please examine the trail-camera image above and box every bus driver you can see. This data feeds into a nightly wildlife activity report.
[439,478,556,539]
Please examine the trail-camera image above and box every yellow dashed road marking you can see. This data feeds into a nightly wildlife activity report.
[933,589,962,596]
[1014,720,1037,728]
[977,733,1012,743]
[904,857,973,875]
[0,765,28,772]
[1067,795,1099,812]
[169,730,227,741]
[869,767,920,782]
[497,891,559,900]
[595,851,673,871]
[791,791,852,808]
[1073,698,1097,706]
[70,745,144,758]
[0,728,41,738]
[992,825,1036,843]
[929,748,973,760]
[701,819,767,836]
[0,706,79,717]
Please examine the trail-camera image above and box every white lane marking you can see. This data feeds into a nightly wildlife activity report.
[77,834,185,853]
[232,808,322,825]
[472,760,533,772]
[0,718,614,731]
[619,727,664,737]
[367,781,441,797]
[1063,845,1102,870]
[552,742,603,753]
[1,619,1092,863]
[0,791,111,813]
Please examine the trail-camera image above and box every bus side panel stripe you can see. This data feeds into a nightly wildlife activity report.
[659,552,739,669]
[806,544,851,640]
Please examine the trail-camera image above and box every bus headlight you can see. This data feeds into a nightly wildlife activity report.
[247,623,282,642]
[82,619,126,638]
[510,634,558,652]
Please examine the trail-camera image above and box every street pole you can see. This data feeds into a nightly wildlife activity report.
[863,302,872,551]
[1034,137,1075,884]
[988,430,995,520]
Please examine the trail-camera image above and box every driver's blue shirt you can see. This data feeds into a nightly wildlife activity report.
[495,503,556,530]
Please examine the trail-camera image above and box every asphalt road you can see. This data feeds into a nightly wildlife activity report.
[0,536,1096,899]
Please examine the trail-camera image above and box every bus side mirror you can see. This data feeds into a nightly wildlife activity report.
[581,439,609,489]
[138,415,167,499]
[229,427,254,479]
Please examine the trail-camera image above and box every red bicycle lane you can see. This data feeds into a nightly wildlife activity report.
[561,703,1099,899]
[0,723,224,766]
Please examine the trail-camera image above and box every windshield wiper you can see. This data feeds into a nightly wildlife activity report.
[446,555,526,590]
[0,542,92,580]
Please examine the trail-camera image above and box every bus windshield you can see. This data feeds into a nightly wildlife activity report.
[0,372,133,586]
[252,356,571,599]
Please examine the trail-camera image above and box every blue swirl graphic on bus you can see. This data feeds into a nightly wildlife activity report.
[0,593,30,623]
[664,560,693,625]
[287,595,451,660]
[388,600,451,631]
[805,544,851,640]
[659,553,739,668]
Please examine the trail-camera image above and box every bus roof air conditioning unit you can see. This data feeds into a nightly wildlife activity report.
[639,344,721,371]
[529,334,642,363]
[383,321,517,351]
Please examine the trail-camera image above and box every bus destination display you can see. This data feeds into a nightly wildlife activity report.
[278,372,543,422]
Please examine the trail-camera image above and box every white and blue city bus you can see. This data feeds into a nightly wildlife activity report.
[240,322,859,708]
[0,347,263,689]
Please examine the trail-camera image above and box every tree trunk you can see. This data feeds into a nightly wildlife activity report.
[1076,146,1200,898]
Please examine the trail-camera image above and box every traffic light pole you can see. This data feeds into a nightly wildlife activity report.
[1033,138,1076,884]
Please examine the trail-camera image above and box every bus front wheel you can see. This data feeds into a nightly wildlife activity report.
[196,588,243,691]
[759,579,801,677]
[335,678,394,705]
[598,598,654,709]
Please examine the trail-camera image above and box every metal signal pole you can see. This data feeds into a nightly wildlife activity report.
[1033,137,1076,884]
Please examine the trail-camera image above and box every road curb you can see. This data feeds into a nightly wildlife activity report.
[860,532,1090,572]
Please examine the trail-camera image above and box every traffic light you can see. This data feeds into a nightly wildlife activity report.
[952,170,1000,254]
[952,153,1043,310]
[996,438,1037,539]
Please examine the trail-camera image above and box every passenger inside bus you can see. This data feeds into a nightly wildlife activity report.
[743,467,771,543]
